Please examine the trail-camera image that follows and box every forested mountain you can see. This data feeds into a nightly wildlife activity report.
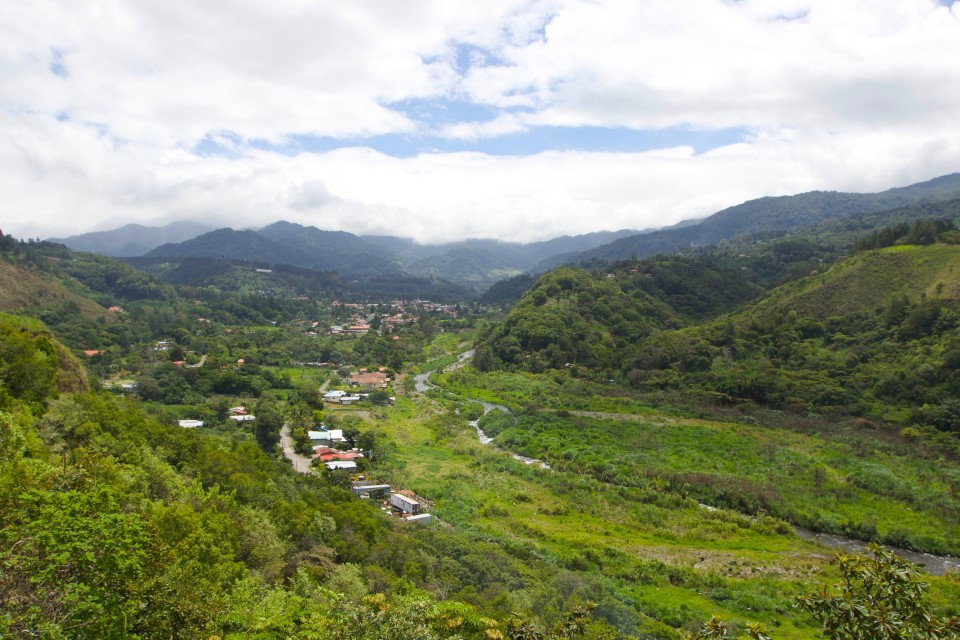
[570,173,960,265]
[55,219,638,292]
[471,196,960,309]
[257,221,402,277]
[46,172,960,297]
[475,221,960,429]
[148,228,327,271]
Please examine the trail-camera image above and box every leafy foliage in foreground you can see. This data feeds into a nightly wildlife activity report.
[797,545,960,640]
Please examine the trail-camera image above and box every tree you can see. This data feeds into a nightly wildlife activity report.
[254,401,283,454]
[797,544,960,640]
[367,389,391,406]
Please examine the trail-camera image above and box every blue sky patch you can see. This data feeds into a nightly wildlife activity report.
[386,97,503,128]
[200,124,749,159]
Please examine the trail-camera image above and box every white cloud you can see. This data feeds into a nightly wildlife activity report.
[1,1,959,244]
[465,0,960,131]
[437,113,528,140]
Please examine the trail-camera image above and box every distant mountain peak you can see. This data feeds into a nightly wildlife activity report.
[49,220,214,257]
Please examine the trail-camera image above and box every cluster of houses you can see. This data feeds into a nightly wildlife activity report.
[307,433,430,525]
[349,370,390,387]
[308,429,363,470]
[323,390,363,405]
[329,324,373,335]
[320,299,464,337]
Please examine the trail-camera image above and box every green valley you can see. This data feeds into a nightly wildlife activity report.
[1,208,959,638]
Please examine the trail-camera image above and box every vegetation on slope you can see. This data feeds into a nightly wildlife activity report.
[476,223,960,428]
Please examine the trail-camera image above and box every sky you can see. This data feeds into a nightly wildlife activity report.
[3,0,960,244]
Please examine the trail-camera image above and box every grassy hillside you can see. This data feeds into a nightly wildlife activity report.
[752,243,960,322]
[0,313,87,408]
[0,258,110,320]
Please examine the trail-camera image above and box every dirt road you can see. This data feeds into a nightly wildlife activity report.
[280,424,314,474]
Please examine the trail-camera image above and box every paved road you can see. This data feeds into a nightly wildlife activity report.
[280,424,314,474]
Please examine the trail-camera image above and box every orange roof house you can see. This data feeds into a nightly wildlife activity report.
[349,371,390,387]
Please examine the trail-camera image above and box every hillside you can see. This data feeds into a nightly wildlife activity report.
[573,173,960,264]
[474,249,786,373]
[473,266,679,373]
[476,227,960,426]
[0,252,112,321]
[0,313,88,405]
[752,243,960,322]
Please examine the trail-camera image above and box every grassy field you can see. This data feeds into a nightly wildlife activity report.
[436,364,960,552]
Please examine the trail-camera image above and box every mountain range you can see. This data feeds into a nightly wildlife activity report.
[124,223,641,290]
[47,173,960,292]
[49,221,214,257]
[569,173,960,266]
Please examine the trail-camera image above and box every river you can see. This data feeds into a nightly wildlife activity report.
[420,353,956,573]
[415,352,550,468]
[792,527,958,576]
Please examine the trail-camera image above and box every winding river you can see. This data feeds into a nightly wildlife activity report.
[414,352,550,468]
[416,353,956,574]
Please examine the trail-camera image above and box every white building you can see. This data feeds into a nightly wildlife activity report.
[309,429,346,445]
